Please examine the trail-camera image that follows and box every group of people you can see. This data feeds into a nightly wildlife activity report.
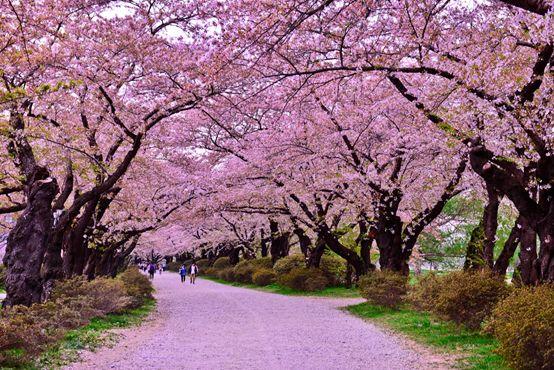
[140,261,199,284]
[141,262,164,279]
[179,263,199,284]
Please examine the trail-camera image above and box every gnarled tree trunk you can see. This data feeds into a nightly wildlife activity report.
[2,168,58,307]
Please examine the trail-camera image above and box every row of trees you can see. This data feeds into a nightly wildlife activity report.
[1,0,552,306]
[176,0,553,283]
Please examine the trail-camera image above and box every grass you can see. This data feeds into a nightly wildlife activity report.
[16,299,156,369]
[201,276,361,298]
[347,302,508,370]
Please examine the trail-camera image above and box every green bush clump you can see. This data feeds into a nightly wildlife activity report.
[277,267,328,291]
[248,257,273,269]
[217,267,236,282]
[53,276,132,314]
[252,269,276,286]
[273,254,305,275]
[487,285,554,370]
[203,267,218,276]
[410,270,510,329]
[358,270,407,309]
[231,258,273,283]
[118,267,154,308]
[320,255,346,286]
[233,261,257,284]
[0,269,153,366]
[195,259,211,270]
[213,257,232,269]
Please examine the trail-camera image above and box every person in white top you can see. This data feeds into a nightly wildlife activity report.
[189,262,199,284]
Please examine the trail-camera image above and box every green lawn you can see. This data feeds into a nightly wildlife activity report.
[27,299,156,369]
[347,303,508,370]
[201,276,361,298]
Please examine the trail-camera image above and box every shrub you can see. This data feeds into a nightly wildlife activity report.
[118,267,154,308]
[252,269,276,286]
[203,267,218,276]
[0,271,154,367]
[213,257,232,269]
[358,270,408,309]
[52,276,131,315]
[217,268,236,282]
[195,259,210,271]
[273,254,305,275]
[409,270,510,329]
[487,285,554,370]
[249,257,273,269]
[277,267,328,291]
[320,255,346,286]
[166,261,181,272]
[233,261,257,284]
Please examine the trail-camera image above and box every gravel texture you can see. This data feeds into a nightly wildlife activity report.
[66,273,449,370]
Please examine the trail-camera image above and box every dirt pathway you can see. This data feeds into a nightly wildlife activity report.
[66,273,448,370]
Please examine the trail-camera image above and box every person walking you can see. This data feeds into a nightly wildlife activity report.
[158,264,163,275]
[189,262,198,284]
[148,263,156,280]
[179,264,187,283]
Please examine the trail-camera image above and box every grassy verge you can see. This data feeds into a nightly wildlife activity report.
[201,276,361,298]
[347,302,508,370]
[30,299,156,369]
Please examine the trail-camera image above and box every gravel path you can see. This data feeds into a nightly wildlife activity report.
[66,273,449,370]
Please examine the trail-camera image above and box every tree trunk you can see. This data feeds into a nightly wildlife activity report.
[269,220,290,264]
[376,214,405,273]
[307,236,325,268]
[514,218,538,285]
[483,184,501,268]
[260,229,269,257]
[537,220,554,282]
[294,227,312,257]
[357,220,376,272]
[229,247,241,265]
[2,168,58,307]
[464,222,486,270]
[493,216,522,276]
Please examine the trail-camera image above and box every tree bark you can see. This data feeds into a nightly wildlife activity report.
[269,220,290,264]
[307,236,325,268]
[514,218,538,285]
[2,168,58,307]
[493,216,522,276]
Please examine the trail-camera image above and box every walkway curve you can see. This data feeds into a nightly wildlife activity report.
[66,272,447,370]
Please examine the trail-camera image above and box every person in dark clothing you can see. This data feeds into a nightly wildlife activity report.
[179,264,187,283]
[148,263,156,280]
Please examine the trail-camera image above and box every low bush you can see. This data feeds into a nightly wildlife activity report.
[410,270,510,329]
[195,259,211,271]
[52,276,131,315]
[273,254,305,275]
[231,258,272,284]
[320,255,346,286]
[213,257,232,269]
[248,257,273,269]
[487,285,554,370]
[252,269,276,286]
[0,269,153,367]
[233,261,257,284]
[277,267,328,292]
[217,267,236,282]
[166,261,181,272]
[358,270,408,309]
[118,267,154,308]
[202,267,218,276]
